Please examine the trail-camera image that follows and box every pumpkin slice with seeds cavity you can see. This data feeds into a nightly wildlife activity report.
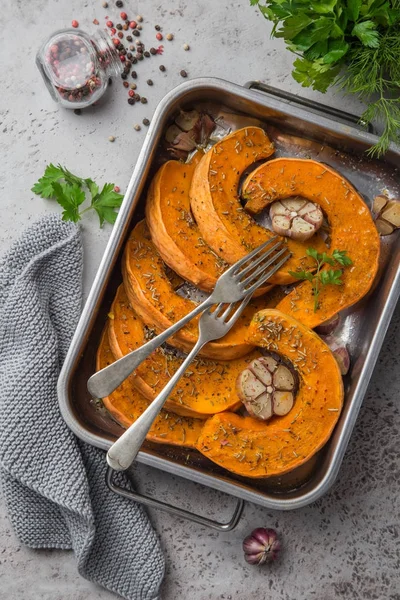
[195,308,344,478]
[242,158,381,328]
[189,126,327,285]
[97,326,203,447]
[108,284,265,418]
[122,220,274,360]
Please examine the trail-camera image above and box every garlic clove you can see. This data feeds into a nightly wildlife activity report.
[272,365,295,391]
[315,313,340,335]
[320,335,350,375]
[236,369,266,402]
[175,109,200,132]
[272,214,292,236]
[381,201,400,227]
[165,124,183,143]
[258,355,278,373]
[290,216,316,241]
[373,194,388,215]
[281,198,308,212]
[249,358,272,386]
[269,200,290,217]
[272,391,294,416]
[298,202,324,227]
[246,392,273,421]
[171,130,197,151]
[375,218,395,236]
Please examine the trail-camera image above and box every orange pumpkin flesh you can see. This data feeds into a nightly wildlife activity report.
[122,220,271,360]
[195,309,344,478]
[97,326,203,447]
[243,158,381,327]
[189,127,327,285]
[146,157,228,292]
[109,284,266,418]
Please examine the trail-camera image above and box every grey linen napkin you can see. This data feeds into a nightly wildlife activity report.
[0,214,165,600]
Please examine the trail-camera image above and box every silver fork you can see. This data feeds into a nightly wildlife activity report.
[106,296,252,471]
[88,238,289,399]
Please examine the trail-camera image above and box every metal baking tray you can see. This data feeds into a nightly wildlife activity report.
[58,78,400,527]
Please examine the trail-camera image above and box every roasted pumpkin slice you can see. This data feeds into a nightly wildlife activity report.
[146,156,228,292]
[243,158,381,328]
[109,284,265,418]
[97,326,203,447]
[195,309,344,478]
[123,219,272,360]
[190,127,326,285]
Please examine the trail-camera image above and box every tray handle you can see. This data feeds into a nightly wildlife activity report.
[245,81,374,133]
[106,466,244,532]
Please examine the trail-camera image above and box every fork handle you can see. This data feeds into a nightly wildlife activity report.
[87,298,212,399]
[107,336,206,471]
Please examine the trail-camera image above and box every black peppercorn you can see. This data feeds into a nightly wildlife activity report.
[144,51,150,57]
[159,64,166,72]
[150,47,157,55]
[147,79,153,86]
[116,23,123,30]
[140,97,148,104]
[126,35,133,42]
[134,93,141,101]
[121,72,127,79]
[138,54,144,60]
[128,97,135,105]
[116,0,123,7]
[127,52,132,59]
[142,118,150,126]
[132,57,138,64]
[131,70,137,78]
[180,69,188,77]
[120,48,126,55]
[155,25,161,31]
[74,108,82,115]
[133,29,140,36]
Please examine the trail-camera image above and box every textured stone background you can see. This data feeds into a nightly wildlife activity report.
[0,0,399,599]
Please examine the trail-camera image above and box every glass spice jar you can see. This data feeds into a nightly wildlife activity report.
[36,29,122,109]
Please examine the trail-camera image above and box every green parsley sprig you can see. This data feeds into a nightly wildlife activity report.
[250,0,400,156]
[289,248,353,312]
[32,164,123,227]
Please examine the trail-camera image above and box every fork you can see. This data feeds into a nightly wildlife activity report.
[106,296,253,471]
[88,238,289,399]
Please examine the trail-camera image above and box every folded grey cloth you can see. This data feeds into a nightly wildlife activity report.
[0,214,165,600]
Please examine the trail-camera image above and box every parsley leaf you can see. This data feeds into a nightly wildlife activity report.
[32,164,123,227]
[289,246,353,312]
[352,21,380,47]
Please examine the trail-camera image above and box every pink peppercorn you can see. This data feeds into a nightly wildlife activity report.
[129,21,137,28]
[110,27,116,35]
[120,11,128,20]
[128,89,135,97]
[114,186,121,193]
[106,20,113,27]
[120,55,126,62]
[113,38,120,46]
[71,20,79,28]
[156,32,163,40]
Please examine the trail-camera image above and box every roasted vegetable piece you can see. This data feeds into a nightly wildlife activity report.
[122,220,271,360]
[243,158,380,328]
[108,284,266,418]
[195,309,344,478]
[96,326,203,447]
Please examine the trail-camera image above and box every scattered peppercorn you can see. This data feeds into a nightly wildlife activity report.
[120,11,127,19]
[121,71,127,78]
[74,108,82,115]
[137,24,143,30]
[155,25,161,31]
[142,118,150,126]
[130,82,137,89]
[133,30,140,37]
[131,70,137,78]
[128,98,135,105]
[72,20,79,28]
[93,18,99,25]
[136,15,143,22]
[116,23,122,30]
[132,57,138,63]
[180,69,187,77]
[144,51,150,57]
[129,20,137,29]
[134,93,141,101]
[123,81,129,88]
[150,47,157,55]
[128,89,135,97]
[156,32,163,41]
[183,43,190,51]
[116,0,123,7]
[134,124,141,131]
[122,23,128,30]
[127,52,132,59]
[120,55,126,63]
[102,1,108,7]
[147,79,153,86]
[114,185,121,193]
[126,35,133,42]
[110,27,116,34]
[137,54,144,60]
[109,135,115,142]
[106,20,113,27]
[140,96,148,104]
[159,64,166,71]
[118,31,124,39]
[166,33,173,41]
[129,44,135,50]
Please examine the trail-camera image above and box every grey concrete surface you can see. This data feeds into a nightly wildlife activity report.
[0,0,399,599]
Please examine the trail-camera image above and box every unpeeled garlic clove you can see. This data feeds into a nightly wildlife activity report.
[381,202,400,227]
[165,124,183,143]
[372,194,400,236]
[315,313,340,335]
[175,109,200,132]
[321,335,350,375]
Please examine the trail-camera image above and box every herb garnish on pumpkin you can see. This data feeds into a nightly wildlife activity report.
[289,248,353,312]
